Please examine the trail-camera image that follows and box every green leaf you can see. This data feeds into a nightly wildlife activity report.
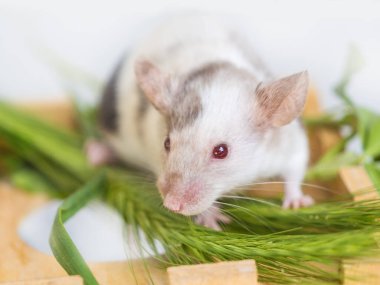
[357,107,374,151]
[306,152,360,181]
[365,163,380,194]
[364,116,380,157]
[0,102,92,180]
[305,133,358,181]
[10,169,61,198]
[356,108,380,158]
[303,110,355,129]
[334,46,364,107]
[49,174,106,285]
[366,119,380,158]
[0,101,81,147]
[71,96,100,139]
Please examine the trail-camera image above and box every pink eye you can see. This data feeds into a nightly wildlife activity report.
[212,144,228,159]
[164,137,170,152]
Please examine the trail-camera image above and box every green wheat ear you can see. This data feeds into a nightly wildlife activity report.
[105,170,380,284]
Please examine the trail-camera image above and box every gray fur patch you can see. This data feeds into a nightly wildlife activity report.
[168,61,251,130]
[136,85,150,139]
[184,61,232,86]
[99,61,123,132]
[168,62,233,130]
[169,91,202,130]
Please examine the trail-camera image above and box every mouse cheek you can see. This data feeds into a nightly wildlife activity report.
[180,196,215,216]
[177,183,210,215]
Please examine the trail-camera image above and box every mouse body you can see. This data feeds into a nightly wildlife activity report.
[95,14,312,229]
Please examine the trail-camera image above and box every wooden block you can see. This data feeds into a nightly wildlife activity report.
[0,276,83,285]
[339,167,378,201]
[303,86,342,159]
[167,260,258,285]
[17,101,76,130]
[303,85,322,117]
[341,167,380,284]
[344,262,380,285]
[302,86,351,201]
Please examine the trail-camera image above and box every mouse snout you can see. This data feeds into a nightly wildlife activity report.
[163,194,184,213]
[157,173,204,215]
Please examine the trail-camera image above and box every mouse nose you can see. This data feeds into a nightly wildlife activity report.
[163,194,183,213]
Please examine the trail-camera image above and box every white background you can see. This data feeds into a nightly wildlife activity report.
[1,0,380,110]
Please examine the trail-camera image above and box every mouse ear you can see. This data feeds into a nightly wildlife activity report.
[134,59,172,115]
[254,71,309,128]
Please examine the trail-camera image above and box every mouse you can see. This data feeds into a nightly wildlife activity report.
[88,14,313,230]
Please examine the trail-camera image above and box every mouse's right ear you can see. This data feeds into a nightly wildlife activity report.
[134,59,173,115]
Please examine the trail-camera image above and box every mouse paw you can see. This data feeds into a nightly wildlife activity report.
[194,206,231,231]
[85,139,115,167]
[282,195,314,209]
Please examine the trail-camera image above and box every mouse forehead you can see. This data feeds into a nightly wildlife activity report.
[168,62,253,133]
[169,92,251,147]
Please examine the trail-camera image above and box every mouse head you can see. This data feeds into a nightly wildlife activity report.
[135,60,308,216]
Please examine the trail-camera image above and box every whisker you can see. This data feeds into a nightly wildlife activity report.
[205,181,348,199]
[215,201,275,232]
[220,195,280,207]
[232,181,338,194]
[216,206,257,234]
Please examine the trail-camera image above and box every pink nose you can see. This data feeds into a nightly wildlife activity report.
[163,195,183,212]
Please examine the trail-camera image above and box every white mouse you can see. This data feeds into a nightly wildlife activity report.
[89,14,313,230]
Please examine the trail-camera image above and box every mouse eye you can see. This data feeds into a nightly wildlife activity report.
[164,137,170,152]
[212,144,228,159]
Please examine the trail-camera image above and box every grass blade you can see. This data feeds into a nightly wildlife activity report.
[49,174,106,285]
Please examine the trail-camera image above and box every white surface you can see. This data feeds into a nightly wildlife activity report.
[18,200,165,262]
[0,0,380,110]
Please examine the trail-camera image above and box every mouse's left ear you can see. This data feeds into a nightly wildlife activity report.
[135,59,174,115]
[254,71,309,129]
